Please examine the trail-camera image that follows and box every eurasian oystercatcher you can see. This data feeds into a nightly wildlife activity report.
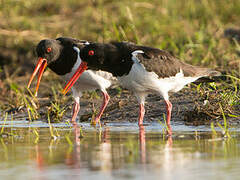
[27,37,115,124]
[62,41,221,135]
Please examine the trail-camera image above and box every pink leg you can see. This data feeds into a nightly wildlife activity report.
[92,91,110,125]
[71,100,80,124]
[138,103,145,126]
[165,100,172,136]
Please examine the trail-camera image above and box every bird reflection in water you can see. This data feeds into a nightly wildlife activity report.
[139,125,172,163]
[65,124,112,172]
[32,123,173,175]
[139,126,146,164]
[65,122,81,168]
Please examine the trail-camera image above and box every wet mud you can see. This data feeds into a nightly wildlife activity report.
[75,87,239,126]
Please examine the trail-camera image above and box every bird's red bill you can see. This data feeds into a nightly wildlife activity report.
[62,62,88,95]
[27,57,47,96]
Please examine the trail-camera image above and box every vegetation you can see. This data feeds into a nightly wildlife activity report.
[0,0,239,123]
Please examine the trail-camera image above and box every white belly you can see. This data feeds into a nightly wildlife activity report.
[117,62,199,99]
[62,70,113,97]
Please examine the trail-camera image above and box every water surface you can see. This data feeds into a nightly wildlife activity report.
[0,121,240,180]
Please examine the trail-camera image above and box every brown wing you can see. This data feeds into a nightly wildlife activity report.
[134,45,220,78]
[134,47,198,78]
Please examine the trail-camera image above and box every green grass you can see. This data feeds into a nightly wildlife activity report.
[46,87,68,123]
[0,0,239,73]
[1,0,240,68]
[0,113,8,136]
[0,0,239,124]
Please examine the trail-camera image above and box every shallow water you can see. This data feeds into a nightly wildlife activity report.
[0,120,240,180]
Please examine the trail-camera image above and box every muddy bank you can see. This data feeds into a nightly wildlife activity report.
[1,70,239,126]
[68,87,240,126]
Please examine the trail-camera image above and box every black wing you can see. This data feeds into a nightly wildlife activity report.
[56,37,91,49]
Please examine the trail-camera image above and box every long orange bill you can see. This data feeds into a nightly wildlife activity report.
[62,61,88,95]
[27,57,47,96]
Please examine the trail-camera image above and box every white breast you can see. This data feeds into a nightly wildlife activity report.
[117,50,200,100]
[117,62,159,92]
[63,70,112,91]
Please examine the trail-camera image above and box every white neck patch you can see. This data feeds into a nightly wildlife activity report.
[131,50,144,63]
[132,50,144,56]
[72,46,82,72]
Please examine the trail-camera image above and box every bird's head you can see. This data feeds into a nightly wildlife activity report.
[61,43,104,95]
[79,43,105,68]
[36,39,62,65]
[27,39,62,96]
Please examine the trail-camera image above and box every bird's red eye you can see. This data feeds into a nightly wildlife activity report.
[88,50,94,56]
[47,47,52,53]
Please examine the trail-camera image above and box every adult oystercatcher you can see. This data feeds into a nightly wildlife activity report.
[27,37,115,124]
[63,41,220,135]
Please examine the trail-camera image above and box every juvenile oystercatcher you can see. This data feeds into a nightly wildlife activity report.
[63,41,220,135]
[27,37,115,124]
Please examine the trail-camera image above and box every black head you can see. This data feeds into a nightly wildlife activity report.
[29,37,90,96]
[79,43,107,70]
[36,39,62,64]
[79,42,134,76]
[36,38,88,75]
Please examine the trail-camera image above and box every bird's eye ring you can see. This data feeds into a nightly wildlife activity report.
[47,47,52,53]
[88,50,94,56]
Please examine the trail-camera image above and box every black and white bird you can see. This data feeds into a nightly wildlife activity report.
[63,41,221,135]
[28,37,115,124]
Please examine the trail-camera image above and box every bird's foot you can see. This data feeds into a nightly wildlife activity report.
[166,130,172,136]
[71,120,77,126]
[166,126,172,136]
